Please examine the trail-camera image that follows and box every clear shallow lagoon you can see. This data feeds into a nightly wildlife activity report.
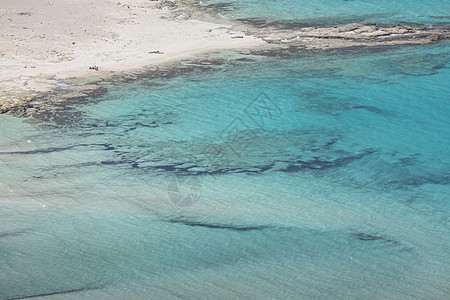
[1,3,450,300]
[194,0,450,26]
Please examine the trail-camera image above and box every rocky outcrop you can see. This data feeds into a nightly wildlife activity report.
[247,23,450,49]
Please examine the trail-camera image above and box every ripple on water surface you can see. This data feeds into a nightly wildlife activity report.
[0,41,449,299]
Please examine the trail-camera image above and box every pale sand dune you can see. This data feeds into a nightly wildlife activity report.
[0,0,264,102]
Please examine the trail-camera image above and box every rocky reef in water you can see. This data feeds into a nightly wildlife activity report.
[243,22,450,49]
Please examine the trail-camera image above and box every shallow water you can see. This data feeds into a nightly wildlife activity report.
[1,6,450,300]
[195,0,450,26]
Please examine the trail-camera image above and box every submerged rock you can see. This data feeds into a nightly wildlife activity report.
[246,23,450,49]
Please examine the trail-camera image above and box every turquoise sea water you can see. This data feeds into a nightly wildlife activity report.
[195,0,450,26]
[1,2,450,299]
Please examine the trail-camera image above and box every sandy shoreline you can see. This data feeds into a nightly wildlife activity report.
[0,0,265,112]
[1,0,449,116]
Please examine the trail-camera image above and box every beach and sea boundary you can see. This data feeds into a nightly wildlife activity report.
[1,0,449,116]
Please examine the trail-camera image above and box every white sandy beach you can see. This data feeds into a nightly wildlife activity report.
[1,0,448,114]
[0,0,264,107]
